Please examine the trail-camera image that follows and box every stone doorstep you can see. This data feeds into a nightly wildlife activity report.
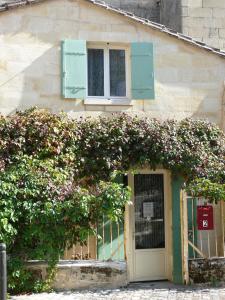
[26,260,128,291]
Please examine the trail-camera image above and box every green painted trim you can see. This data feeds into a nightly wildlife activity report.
[172,176,184,284]
[61,41,65,98]
[97,175,126,261]
[187,198,198,258]
[97,218,125,261]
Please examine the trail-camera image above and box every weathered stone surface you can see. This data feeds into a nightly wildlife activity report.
[104,0,160,23]
[27,261,127,291]
[189,258,225,284]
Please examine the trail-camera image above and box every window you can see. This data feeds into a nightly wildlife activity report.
[87,45,128,100]
[61,40,155,102]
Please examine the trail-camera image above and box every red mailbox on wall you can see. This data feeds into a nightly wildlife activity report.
[197,205,214,230]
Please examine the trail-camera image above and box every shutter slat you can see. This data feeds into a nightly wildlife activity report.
[61,40,87,99]
[131,42,155,100]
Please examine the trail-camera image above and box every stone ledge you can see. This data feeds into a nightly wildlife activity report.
[189,257,225,285]
[27,260,128,291]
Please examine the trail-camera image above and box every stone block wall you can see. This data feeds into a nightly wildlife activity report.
[160,0,182,33]
[105,0,225,50]
[0,0,225,127]
[159,0,225,50]
[1,0,225,49]
[189,258,225,285]
[180,0,225,50]
[27,261,127,291]
[102,0,160,22]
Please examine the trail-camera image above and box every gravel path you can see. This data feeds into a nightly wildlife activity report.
[10,282,225,300]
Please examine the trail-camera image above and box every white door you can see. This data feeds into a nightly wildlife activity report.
[131,173,167,281]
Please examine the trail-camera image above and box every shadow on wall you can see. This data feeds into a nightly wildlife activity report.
[104,0,160,23]
[0,36,221,122]
[160,0,182,33]
[0,42,112,118]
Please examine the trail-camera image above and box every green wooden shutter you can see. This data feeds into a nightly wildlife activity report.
[61,40,87,99]
[131,42,155,100]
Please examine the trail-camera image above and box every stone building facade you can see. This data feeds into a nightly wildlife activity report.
[0,0,224,126]
[0,0,224,289]
[1,0,225,49]
[105,0,225,50]
[105,0,160,23]
[180,0,225,50]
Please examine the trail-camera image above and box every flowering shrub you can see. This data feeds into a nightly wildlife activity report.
[0,108,224,293]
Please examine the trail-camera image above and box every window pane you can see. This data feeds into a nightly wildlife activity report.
[134,174,165,250]
[88,49,104,96]
[110,50,126,97]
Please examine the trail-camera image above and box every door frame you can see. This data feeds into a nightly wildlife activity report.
[125,169,173,282]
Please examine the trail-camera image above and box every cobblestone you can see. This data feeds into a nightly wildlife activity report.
[10,282,225,300]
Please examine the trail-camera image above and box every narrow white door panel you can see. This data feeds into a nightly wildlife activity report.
[133,174,166,281]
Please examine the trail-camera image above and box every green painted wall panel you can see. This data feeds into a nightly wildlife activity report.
[187,198,198,258]
[97,218,125,261]
[103,217,112,260]
[61,40,87,99]
[97,174,126,261]
[131,42,155,100]
[118,221,125,260]
[111,222,119,260]
[172,176,184,284]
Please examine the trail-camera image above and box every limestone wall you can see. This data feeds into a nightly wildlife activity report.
[0,0,224,129]
[180,0,225,50]
[106,0,225,50]
[27,261,127,291]
[2,1,225,50]
[159,0,225,50]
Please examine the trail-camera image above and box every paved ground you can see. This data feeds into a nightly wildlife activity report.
[10,282,225,300]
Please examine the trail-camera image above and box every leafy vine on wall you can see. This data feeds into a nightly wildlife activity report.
[0,108,224,294]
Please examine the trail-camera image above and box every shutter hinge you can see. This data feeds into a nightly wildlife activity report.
[65,52,85,56]
[132,88,153,91]
[131,54,152,57]
[66,86,86,94]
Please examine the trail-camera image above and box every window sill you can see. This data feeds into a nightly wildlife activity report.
[84,98,132,106]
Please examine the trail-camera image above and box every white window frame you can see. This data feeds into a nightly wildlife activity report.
[84,43,131,106]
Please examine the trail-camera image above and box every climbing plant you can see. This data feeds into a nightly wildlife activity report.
[0,108,224,294]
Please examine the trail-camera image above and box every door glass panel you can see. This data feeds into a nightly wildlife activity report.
[134,174,165,250]
[88,49,104,96]
[109,49,126,97]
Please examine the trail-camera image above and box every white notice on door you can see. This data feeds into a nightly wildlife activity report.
[143,202,154,219]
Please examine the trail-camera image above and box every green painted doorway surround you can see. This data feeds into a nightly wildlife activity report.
[172,176,184,284]
[97,174,185,284]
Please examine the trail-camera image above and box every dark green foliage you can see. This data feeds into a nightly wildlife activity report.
[0,108,224,294]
